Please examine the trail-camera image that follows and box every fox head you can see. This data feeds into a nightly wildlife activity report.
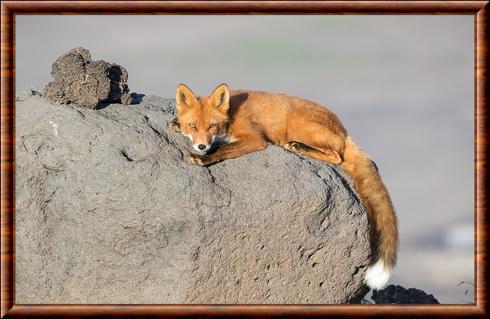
[176,83,230,154]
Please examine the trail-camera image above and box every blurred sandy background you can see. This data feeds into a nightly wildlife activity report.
[16,15,474,303]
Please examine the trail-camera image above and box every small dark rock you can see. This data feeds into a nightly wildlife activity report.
[44,47,132,108]
[372,284,439,304]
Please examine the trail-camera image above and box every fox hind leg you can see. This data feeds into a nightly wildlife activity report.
[169,117,181,133]
[284,141,342,165]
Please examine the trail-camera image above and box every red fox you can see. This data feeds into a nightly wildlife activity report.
[171,83,398,290]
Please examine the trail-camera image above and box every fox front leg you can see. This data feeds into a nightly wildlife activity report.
[187,136,268,166]
[169,117,181,133]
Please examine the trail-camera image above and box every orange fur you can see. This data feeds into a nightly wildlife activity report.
[174,83,398,274]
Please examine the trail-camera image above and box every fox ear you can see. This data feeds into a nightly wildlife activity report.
[176,83,198,114]
[209,83,230,113]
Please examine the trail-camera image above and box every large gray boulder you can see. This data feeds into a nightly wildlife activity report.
[44,47,132,108]
[15,92,371,304]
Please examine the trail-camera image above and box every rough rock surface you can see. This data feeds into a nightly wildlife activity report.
[16,92,371,304]
[372,285,440,304]
[44,47,132,108]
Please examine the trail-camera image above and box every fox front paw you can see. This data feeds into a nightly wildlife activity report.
[169,118,181,133]
[187,154,207,166]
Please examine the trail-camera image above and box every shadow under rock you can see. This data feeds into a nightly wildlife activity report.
[130,92,145,104]
[94,92,146,110]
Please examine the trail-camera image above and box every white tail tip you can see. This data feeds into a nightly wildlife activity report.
[364,259,392,290]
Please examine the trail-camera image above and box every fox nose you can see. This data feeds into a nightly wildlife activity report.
[198,144,206,151]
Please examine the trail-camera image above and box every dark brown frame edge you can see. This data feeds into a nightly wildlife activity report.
[1,1,488,318]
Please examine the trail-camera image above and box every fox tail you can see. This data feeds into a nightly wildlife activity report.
[340,136,398,290]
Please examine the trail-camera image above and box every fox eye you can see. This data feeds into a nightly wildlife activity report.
[188,123,196,128]
[209,123,217,129]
